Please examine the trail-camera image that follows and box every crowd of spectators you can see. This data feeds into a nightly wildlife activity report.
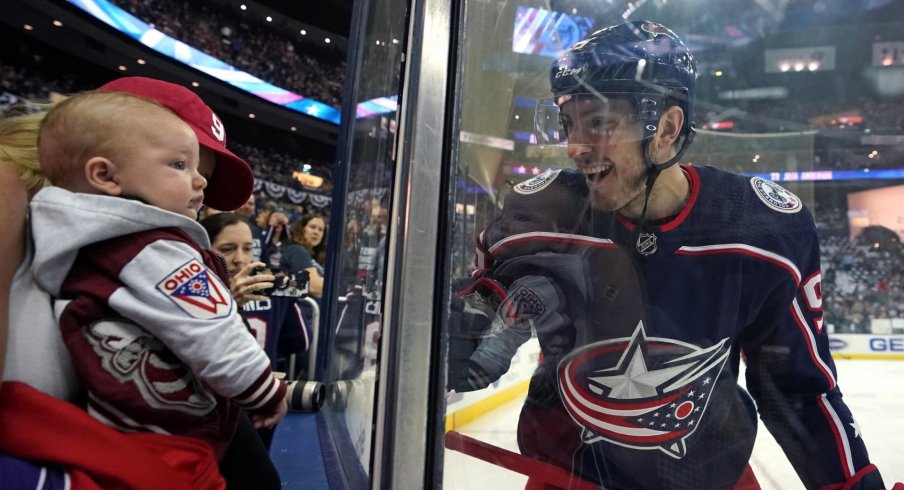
[1,55,332,207]
[232,141,333,194]
[816,208,904,334]
[703,95,904,135]
[109,0,346,106]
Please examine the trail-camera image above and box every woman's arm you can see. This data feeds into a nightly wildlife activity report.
[0,164,29,383]
[306,266,324,298]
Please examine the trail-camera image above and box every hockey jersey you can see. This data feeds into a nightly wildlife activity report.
[460,165,882,489]
[29,187,285,457]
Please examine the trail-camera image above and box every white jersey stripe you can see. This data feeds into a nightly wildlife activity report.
[677,243,802,285]
[819,394,855,478]
[790,298,837,389]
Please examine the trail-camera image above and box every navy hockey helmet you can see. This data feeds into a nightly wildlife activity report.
[541,21,697,146]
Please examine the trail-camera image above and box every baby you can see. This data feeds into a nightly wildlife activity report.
[30,90,286,457]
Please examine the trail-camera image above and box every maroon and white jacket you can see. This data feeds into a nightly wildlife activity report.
[30,187,285,457]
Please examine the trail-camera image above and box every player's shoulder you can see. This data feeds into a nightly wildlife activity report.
[695,165,811,221]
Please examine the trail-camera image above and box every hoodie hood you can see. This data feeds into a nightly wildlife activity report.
[30,187,211,295]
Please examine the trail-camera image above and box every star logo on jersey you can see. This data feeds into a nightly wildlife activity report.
[157,259,231,319]
[558,322,730,459]
[750,177,802,214]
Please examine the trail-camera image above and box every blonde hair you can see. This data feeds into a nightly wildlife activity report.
[0,110,51,196]
[38,91,173,189]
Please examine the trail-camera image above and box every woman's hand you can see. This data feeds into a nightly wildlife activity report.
[230,261,275,307]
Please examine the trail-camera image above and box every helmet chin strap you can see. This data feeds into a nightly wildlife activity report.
[632,126,696,256]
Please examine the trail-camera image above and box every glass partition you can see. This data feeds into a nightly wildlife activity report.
[317,0,407,482]
[441,2,904,489]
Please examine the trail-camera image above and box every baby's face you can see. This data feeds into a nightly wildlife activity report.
[486,194,563,246]
[111,111,206,219]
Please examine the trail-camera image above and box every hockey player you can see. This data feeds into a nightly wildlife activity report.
[30,89,287,459]
[458,21,886,489]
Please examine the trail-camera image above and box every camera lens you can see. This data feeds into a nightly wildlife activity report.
[285,381,325,412]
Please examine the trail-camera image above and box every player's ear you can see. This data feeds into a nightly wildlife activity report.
[84,157,123,195]
[653,105,684,151]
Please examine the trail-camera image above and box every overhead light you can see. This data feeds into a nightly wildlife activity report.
[118,65,127,71]
[325,38,331,44]
[137,58,146,65]
[52,20,63,27]
[300,29,307,35]
[266,16,272,22]
[290,126,297,132]
[191,81,200,87]
[248,113,256,119]
[376,40,380,45]
[240,4,246,10]
[392,39,399,44]
[23,24,33,30]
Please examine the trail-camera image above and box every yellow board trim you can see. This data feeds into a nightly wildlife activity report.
[831,353,904,361]
[445,380,530,432]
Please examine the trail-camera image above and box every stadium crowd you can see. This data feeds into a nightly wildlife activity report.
[109,0,346,106]
[1,55,333,206]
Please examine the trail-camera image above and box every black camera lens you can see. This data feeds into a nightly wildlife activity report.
[286,380,325,412]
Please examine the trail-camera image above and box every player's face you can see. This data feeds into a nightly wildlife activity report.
[303,217,326,247]
[113,111,206,219]
[561,97,648,215]
[211,222,254,277]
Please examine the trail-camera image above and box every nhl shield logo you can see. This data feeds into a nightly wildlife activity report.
[636,232,658,256]
[557,322,731,459]
[157,259,231,319]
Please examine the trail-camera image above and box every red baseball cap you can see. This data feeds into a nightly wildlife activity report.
[97,77,253,211]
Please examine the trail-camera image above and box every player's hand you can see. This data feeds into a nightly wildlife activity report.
[230,261,274,306]
[251,397,288,429]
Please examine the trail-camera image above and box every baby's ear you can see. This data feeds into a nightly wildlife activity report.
[84,157,122,195]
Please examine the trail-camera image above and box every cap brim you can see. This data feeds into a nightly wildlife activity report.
[195,130,254,211]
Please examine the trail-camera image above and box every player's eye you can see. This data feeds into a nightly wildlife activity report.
[217,245,236,254]
[588,117,618,136]
[171,160,187,170]
[559,115,573,137]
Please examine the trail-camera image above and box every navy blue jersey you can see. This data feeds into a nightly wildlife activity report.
[241,295,309,369]
[465,165,881,489]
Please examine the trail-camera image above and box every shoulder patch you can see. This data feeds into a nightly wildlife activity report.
[749,177,802,214]
[156,259,232,319]
[514,169,561,195]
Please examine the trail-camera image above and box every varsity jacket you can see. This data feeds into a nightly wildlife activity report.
[29,188,286,457]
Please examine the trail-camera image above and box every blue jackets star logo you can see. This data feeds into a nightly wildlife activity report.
[558,322,731,458]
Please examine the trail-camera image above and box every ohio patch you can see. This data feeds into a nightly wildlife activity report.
[750,177,802,213]
[156,259,231,319]
[514,169,561,195]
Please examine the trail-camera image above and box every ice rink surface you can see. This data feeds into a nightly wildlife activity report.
[444,359,904,489]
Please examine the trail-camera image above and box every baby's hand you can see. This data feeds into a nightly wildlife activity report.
[251,397,288,429]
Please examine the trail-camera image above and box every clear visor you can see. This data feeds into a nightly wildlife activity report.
[534,93,655,147]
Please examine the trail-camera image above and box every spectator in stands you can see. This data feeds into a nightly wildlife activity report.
[282,214,327,299]
[256,205,291,268]
[204,211,311,359]
[201,212,310,450]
